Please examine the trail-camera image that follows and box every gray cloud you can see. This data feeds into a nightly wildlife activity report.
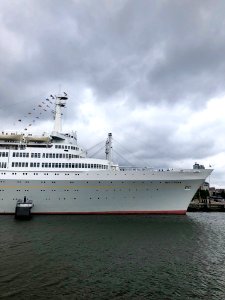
[0,0,225,186]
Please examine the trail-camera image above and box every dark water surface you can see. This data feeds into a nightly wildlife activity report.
[1,213,225,299]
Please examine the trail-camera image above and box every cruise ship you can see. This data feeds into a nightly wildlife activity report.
[0,94,212,215]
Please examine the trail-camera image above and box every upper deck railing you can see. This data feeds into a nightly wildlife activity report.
[118,166,206,173]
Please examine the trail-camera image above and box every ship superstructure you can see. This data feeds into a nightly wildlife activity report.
[0,94,212,214]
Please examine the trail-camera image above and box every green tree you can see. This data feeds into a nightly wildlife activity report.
[200,189,209,200]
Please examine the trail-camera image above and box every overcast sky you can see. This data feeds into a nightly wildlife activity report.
[0,0,225,187]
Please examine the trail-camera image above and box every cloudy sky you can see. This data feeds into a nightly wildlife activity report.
[0,0,225,187]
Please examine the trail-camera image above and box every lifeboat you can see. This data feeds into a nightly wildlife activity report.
[0,133,23,141]
[24,136,50,143]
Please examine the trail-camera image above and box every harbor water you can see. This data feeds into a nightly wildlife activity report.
[0,213,225,299]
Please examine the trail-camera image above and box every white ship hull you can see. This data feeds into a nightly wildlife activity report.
[0,169,212,215]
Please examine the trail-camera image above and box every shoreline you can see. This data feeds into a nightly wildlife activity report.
[188,201,225,212]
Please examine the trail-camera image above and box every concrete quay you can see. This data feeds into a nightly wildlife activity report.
[188,200,225,212]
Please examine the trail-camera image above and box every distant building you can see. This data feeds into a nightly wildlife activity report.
[209,187,216,196]
[209,187,225,201]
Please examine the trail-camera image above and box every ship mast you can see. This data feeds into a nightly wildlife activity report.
[53,94,68,133]
[105,133,113,166]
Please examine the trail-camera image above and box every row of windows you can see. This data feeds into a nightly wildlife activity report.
[12,162,29,167]
[0,162,7,168]
[11,162,108,169]
[0,152,8,157]
[12,152,80,159]
[55,145,79,150]
[41,163,108,169]
[13,152,29,158]
[31,153,41,158]
[43,153,80,159]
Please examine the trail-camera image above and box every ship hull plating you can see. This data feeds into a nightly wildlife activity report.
[0,170,210,215]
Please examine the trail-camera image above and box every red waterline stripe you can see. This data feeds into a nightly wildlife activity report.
[0,210,186,215]
[34,210,187,215]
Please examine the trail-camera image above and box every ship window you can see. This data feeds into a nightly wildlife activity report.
[53,154,55,158]
[43,153,45,158]
[12,162,15,167]
[56,154,59,158]
[49,153,52,158]
[59,163,61,168]
[65,146,67,149]
[59,154,62,158]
